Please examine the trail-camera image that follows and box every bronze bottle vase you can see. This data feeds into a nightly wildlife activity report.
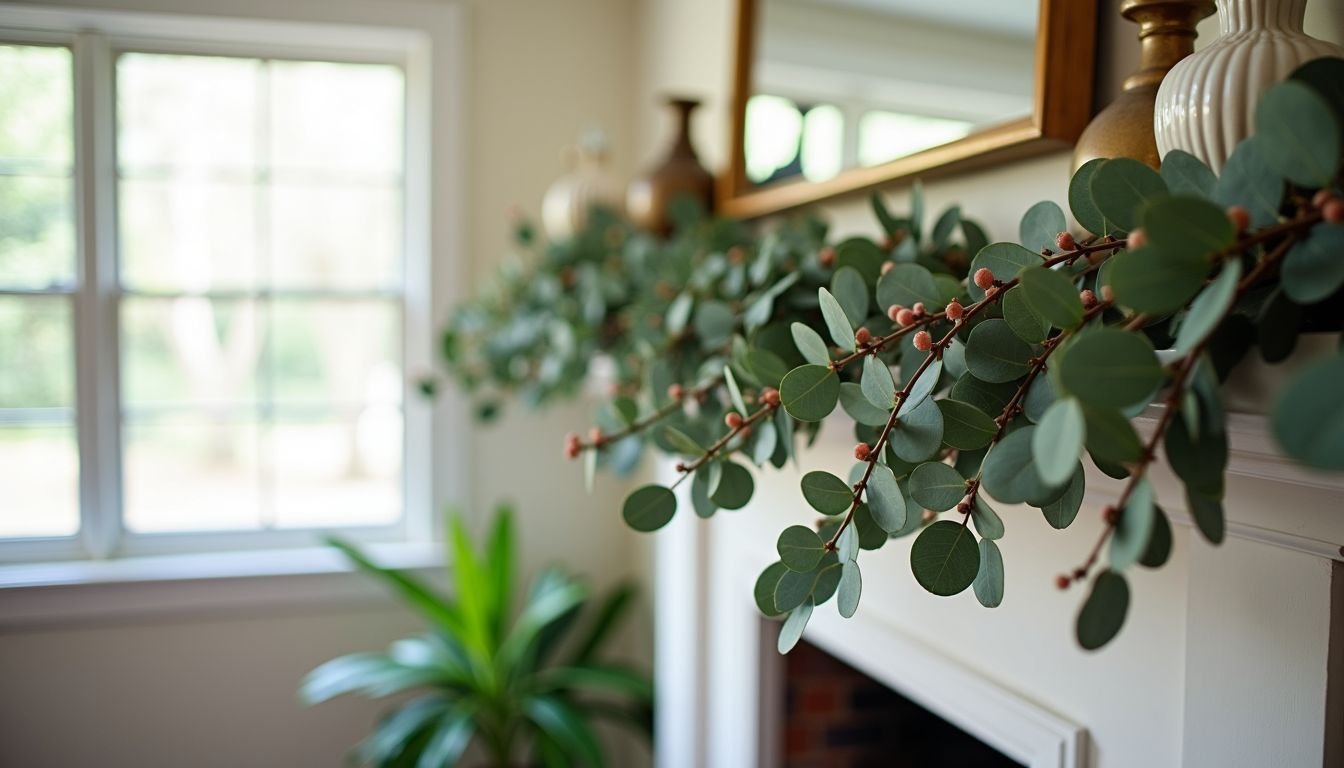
[627,97,715,237]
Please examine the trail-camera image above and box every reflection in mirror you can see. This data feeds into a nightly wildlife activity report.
[746,0,1039,187]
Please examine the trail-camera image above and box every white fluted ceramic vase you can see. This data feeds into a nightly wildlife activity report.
[1154,0,1342,172]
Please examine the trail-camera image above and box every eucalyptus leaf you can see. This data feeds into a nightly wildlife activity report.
[754,562,789,616]
[1187,489,1225,545]
[1077,571,1129,651]
[1023,373,1056,423]
[1090,157,1167,233]
[838,561,862,618]
[1109,478,1155,571]
[1174,259,1241,354]
[1281,225,1344,305]
[1069,158,1109,235]
[801,470,855,515]
[865,463,907,533]
[1141,195,1234,258]
[778,525,826,572]
[1019,200,1067,254]
[861,356,896,410]
[910,521,980,597]
[777,600,814,654]
[966,319,1033,383]
[972,539,1004,608]
[1272,355,1344,471]
[780,365,840,422]
[970,496,1004,541]
[1042,464,1085,529]
[694,301,735,349]
[723,366,748,416]
[1033,398,1086,487]
[1083,406,1144,465]
[876,263,941,312]
[1002,285,1050,343]
[888,395,945,463]
[1255,80,1340,188]
[909,461,966,512]
[1140,506,1173,569]
[711,461,755,510]
[1105,245,1209,314]
[1160,149,1216,198]
[1019,266,1083,329]
[898,358,943,417]
[1214,136,1283,228]
[981,427,1059,505]
[819,288,856,351]
[791,322,832,367]
[938,399,996,450]
[1057,329,1162,411]
[622,485,677,532]
[831,267,871,327]
[967,243,1038,301]
[840,382,893,427]
[1165,402,1228,496]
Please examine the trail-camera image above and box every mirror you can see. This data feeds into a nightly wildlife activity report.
[722,0,1097,217]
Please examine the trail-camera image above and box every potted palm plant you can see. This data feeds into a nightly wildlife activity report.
[300,506,652,767]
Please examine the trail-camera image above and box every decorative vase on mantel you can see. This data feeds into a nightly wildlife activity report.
[1154,0,1344,172]
[541,130,623,242]
[1072,0,1216,171]
[626,96,715,237]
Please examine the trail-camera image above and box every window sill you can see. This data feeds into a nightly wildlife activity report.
[0,541,446,630]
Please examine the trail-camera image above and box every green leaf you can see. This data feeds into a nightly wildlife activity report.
[622,485,677,532]
[970,496,1003,541]
[1175,259,1241,354]
[1109,477,1155,570]
[1057,328,1162,411]
[898,358,943,417]
[1255,80,1340,188]
[819,288,856,351]
[774,569,815,613]
[1187,489,1225,545]
[839,382,891,427]
[932,205,961,249]
[1042,464,1085,529]
[1002,285,1050,343]
[1023,372,1056,423]
[981,426,1059,505]
[952,374,1017,416]
[887,396,945,463]
[777,600,814,654]
[851,503,888,550]
[966,319,1033,383]
[876,263,941,313]
[1140,506,1173,568]
[801,470,854,514]
[861,356,896,409]
[754,562,789,616]
[1282,225,1344,305]
[1019,266,1083,329]
[1141,195,1234,258]
[780,364,840,422]
[1069,158,1109,235]
[1083,406,1144,465]
[324,538,464,639]
[1105,244,1209,314]
[711,461,755,510]
[837,522,859,563]
[750,420,778,466]
[938,399,996,450]
[418,704,477,768]
[1272,355,1344,470]
[1076,571,1129,651]
[694,300,735,349]
[1033,398,1085,487]
[1215,137,1283,228]
[872,190,901,236]
[837,561,862,618]
[837,238,887,282]
[865,463,907,533]
[972,539,1004,608]
[910,180,925,241]
[791,322,832,367]
[812,555,844,605]
[909,461,966,512]
[831,267,870,327]
[1090,157,1167,233]
[910,520,980,596]
[778,525,826,572]
[967,242,1038,301]
[526,695,604,768]
[746,346,791,390]
[723,366,748,416]
[1160,149,1216,198]
[1165,401,1228,496]
[665,293,693,335]
[661,426,704,456]
[1019,200,1067,253]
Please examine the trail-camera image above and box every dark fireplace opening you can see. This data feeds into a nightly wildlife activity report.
[782,640,1024,768]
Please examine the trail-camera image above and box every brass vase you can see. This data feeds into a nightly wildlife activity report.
[627,97,715,237]
[1072,0,1216,171]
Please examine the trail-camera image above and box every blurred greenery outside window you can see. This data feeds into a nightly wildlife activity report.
[0,38,412,552]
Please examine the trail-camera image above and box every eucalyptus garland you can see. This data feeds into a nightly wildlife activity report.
[443,59,1344,652]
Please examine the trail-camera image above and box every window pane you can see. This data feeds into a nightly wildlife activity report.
[123,416,262,533]
[270,182,401,289]
[858,111,974,167]
[0,44,73,168]
[119,178,258,291]
[271,414,400,529]
[270,60,403,176]
[117,53,259,173]
[0,296,74,408]
[270,300,400,405]
[0,425,79,538]
[121,297,262,407]
[800,105,843,183]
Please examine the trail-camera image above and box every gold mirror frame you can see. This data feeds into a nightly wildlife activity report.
[720,0,1098,218]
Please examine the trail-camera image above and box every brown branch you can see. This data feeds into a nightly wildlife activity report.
[576,374,725,452]
[671,401,780,488]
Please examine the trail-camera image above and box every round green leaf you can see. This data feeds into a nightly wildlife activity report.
[1109,477,1155,571]
[951,374,1017,416]
[778,525,826,572]
[774,569,815,612]
[1175,259,1241,354]
[1141,195,1234,258]
[1090,157,1168,233]
[801,470,854,514]
[851,503,888,551]
[811,555,842,604]
[970,496,1003,541]
[1023,372,1056,423]
[1282,224,1344,305]
[1187,487,1225,545]
[1019,266,1083,329]
[1160,149,1216,198]
[1069,158,1108,235]
[1033,398,1085,487]
[1105,245,1209,314]
[1057,329,1162,411]
[1255,80,1340,188]
[751,420,779,466]
[754,562,788,616]
[777,600,814,654]
[972,539,1004,608]
[1042,463,1085,529]
[837,561,862,618]
[1083,406,1143,465]
[910,520,980,596]
[1077,571,1130,651]
[693,300,735,349]
[746,347,791,389]
[1165,408,1227,496]
[780,364,840,422]
[909,461,966,512]
[836,237,886,282]
[791,322,832,367]
[865,463,906,533]
[723,365,748,416]
[876,263,940,312]
[897,358,943,417]
[1019,200,1067,254]
[622,485,677,532]
[861,356,896,410]
[690,469,716,519]
[1140,506,1173,569]
[967,242,1039,301]
[981,426,1056,505]
[1214,136,1283,228]
[830,267,870,327]
[1272,355,1344,470]
[839,382,891,427]
[818,288,855,352]
[1002,286,1050,343]
[888,395,945,463]
[938,399,996,450]
[966,319,1033,383]
[711,461,755,510]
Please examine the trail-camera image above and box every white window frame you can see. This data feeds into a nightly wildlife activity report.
[0,2,465,580]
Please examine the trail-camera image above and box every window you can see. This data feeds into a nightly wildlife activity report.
[0,16,431,563]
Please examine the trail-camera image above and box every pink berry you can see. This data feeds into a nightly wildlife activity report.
[895,308,916,327]
[588,427,603,445]
[921,509,936,522]
[1103,506,1119,525]
[855,327,872,345]
[912,302,926,316]
[1101,284,1116,303]
[762,388,781,407]
[913,331,933,352]
[1055,231,1077,251]
[1079,289,1098,308]
[1127,228,1147,249]
[1312,189,1334,210]
[1055,575,1071,591]
[973,268,995,290]
[668,383,685,401]
[1226,205,1250,233]
[881,261,895,275]
[887,304,905,322]
[563,432,582,459]
[984,285,999,298]
[725,412,744,429]
[854,443,871,461]
[738,425,752,440]
[945,299,964,321]
[1325,199,1344,225]
[819,246,836,268]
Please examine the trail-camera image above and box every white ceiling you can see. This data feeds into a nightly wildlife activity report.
[797,0,1038,38]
